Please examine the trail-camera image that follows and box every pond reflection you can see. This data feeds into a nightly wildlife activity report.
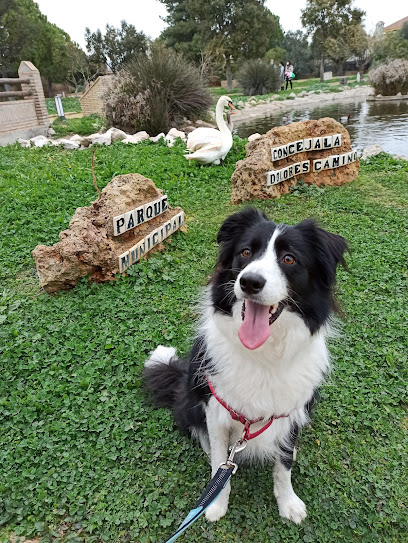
[234,99,408,156]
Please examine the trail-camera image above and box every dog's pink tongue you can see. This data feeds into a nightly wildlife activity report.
[238,299,270,350]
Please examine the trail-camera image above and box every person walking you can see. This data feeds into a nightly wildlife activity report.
[285,61,294,90]
[279,62,285,90]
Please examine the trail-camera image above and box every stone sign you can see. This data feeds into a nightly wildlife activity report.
[32,174,185,293]
[231,118,359,204]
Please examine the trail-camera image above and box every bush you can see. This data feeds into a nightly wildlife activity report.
[103,45,213,134]
[237,59,280,96]
[368,59,408,95]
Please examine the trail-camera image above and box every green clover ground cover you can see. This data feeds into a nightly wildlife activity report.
[0,141,407,543]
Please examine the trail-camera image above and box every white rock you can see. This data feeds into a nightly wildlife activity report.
[47,127,56,136]
[289,92,296,99]
[70,134,86,143]
[165,135,176,147]
[248,133,261,142]
[105,127,128,142]
[150,133,165,142]
[396,92,402,97]
[17,138,31,148]
[53,139,80,150]
[361,144,383,160]
[122,136,138,144]
[392,154,408,161]
[376,94,382,98]
[30,135,51,147]
[167,128,186,140]
[134,131,150,141]
[90,133,112,145]
[298,91,308,97]
[122,131,150,144]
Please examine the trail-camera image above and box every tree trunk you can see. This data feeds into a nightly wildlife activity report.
[47,78,54,98]
[320,55,325,82]
[226,56,232,93]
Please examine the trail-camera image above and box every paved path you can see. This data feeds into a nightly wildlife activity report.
[233,87,374,124]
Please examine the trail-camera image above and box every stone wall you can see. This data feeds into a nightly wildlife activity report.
[0,61,50,146]
[80,75,113,116]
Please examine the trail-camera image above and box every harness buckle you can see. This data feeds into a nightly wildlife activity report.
[228,437,247,461]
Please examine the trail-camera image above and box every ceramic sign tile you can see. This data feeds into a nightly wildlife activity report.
[267,151,358,185]
[113,194,168,237]
[118,211,185,273]
[270,134,343,162]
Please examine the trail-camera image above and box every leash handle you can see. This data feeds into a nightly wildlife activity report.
[163,465,235,543]
[162,436,246,543]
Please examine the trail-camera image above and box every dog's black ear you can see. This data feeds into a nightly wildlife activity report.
[295,219,348,286]
[317,227,348,269]
[217,207,268,245]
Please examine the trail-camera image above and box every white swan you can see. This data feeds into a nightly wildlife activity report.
[185,95,235,165]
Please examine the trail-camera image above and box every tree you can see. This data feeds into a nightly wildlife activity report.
[0,0,39,76]
[325,23,370,74]
[282,31,313,77]
[372,26,408,64]
[36,22,71,95]
[85,21,148,72]
[265,46,287,65]
[66,41,100,94]
[301,0,365,80]
[160,0,280,91]
[401,22,408,41]
[0,0,74,91]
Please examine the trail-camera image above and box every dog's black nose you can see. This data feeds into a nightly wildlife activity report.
[240,273,266,295]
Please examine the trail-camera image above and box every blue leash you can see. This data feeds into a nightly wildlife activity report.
[162,438,246,543]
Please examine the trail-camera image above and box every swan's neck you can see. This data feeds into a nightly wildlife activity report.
[215,101,230,134]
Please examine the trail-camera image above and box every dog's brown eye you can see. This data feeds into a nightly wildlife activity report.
[283,254,295,264]
[242,248,251,258]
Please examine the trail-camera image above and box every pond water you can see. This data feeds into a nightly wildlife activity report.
[234,99,408,156]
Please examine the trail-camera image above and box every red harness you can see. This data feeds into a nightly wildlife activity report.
[207,377,289,441]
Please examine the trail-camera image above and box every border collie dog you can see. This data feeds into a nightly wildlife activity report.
[144,207,347,524]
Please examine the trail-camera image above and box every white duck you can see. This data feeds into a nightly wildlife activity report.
[185,95,235,165]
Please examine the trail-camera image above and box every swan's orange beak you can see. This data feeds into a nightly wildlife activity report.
[228,100,235,110]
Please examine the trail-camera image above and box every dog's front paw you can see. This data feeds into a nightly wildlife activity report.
[205,500,228,522]
[277,494,307,524]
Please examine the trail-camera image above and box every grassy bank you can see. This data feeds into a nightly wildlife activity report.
[51,115,104,137]
[210,74,367,106]
[0,141,407,543]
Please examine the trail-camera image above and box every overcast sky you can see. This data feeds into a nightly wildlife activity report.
[35,0,406,51]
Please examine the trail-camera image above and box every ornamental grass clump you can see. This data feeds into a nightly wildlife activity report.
[103,46,213,135]
[237,59,280,96]
[368,59,408,96]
